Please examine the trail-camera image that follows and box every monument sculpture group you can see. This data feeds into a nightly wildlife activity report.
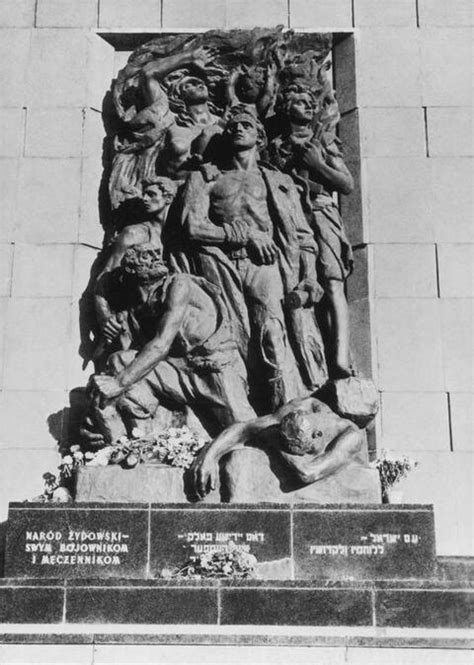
[77,27,379,502]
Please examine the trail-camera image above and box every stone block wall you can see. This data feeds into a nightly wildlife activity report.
[0,1,472,556]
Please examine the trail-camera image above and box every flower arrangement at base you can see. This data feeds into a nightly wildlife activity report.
[28,425,207,503]
[161,541,257,579]
[372,450,418,502]
[103,425,208,469]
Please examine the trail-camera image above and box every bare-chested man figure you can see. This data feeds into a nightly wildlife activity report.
[94,176,177,349]
[191,391,368,499]
[90,243,256,444]
[179,107,323,412]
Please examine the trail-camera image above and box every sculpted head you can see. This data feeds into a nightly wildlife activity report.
[277,84,317,125]
[224,106,267,152]
[235,65,266,103]
[122,243,168,284]
[177,75,209,105]
[141,177,178,216]
[279,403,335,457]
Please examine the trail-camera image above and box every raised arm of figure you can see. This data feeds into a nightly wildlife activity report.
[301,141,354,195]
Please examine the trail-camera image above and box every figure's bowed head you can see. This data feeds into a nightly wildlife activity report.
[122,243,169,285]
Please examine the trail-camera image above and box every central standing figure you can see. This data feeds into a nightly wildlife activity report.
[177,107,325,413]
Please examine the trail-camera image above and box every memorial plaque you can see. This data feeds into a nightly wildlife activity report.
[5,503,149,578]
[149,504,291,576]
[293,505,436,580]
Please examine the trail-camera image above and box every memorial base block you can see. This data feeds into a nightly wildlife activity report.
[1,502,472,630]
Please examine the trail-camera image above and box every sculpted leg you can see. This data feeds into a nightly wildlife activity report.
[325,279,351,379]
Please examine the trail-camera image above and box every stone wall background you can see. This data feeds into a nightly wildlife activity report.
[0,0,472,556]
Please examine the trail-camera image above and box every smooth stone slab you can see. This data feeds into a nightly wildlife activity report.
[5,503,149,578]
[65,586,218,624]
[75,464,220,503]
[293,505,436,580]
[149,505,291,576]
[376,589,474,628]
[222,448,381,503]
[0,583,64,623]
[220,587,373,626]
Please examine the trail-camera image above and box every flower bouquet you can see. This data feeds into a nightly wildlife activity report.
[373,451,418,503]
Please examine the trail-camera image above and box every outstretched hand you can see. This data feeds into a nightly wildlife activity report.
[191,45,219,70]
[191,445,219,499]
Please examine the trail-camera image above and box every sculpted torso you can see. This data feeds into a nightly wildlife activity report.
[130,276,218,355]
[210,170,273,235]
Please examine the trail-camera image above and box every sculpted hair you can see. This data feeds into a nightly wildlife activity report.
[279,409,323,456]
[141,176,178,199]
[122,244,167,282]
[276,83,318,118]
[224,104,267,150]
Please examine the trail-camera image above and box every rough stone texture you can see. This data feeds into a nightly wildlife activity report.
[0,389,68,447]
[440,299,473,392]
[354,0,416,26]
[450,393,474,452]
[375,299,444,391]
[364,159,433,243]
[3,297,71,391]
[0,0,35,27]
[418,0,473,27]
[0,108,24,157]
[355,29,421,107]
[0,243,14,296]
[320,377,379,428]
[11,244,75,297]
[36,0,98,28]
[25,108,84,158]
[225,0,288,28]
[99,0,161,28]
[0,159,19,242]
[162,0,226,28]
[222,448,381,504]
[427,107,473,157]
[27,30,89,106]
[76,465,219,503]
[429,159,473,244]
[290,0,352,28]
[373,244,438,298]
[380,392,451,452]
[0,29,31,105]
[358,108,426,158]
[398,451,474,556]
[420,29,472,107]
[16,158,81,243]
[437,244,474,298]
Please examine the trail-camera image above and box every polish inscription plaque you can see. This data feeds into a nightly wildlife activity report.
[5,503,149,578]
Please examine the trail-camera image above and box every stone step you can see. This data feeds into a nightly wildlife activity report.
[0,578,472,629]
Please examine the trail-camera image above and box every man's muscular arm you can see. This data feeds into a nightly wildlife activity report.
[94,226,152,339]
[191,396,315,497]
[182,171,228,244]
[93,275,191,399]
[301,141,354,195]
